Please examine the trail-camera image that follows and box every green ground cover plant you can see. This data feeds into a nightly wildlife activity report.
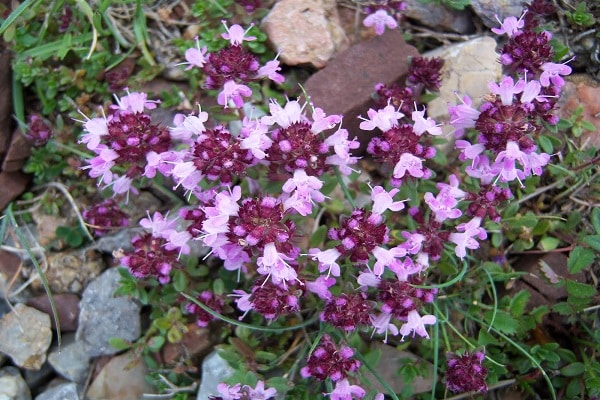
[1,0,599,399]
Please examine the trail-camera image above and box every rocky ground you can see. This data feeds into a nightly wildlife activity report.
[0,0,599,399]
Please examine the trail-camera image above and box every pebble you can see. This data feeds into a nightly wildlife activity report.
[86,350,155,399]
[35,382,80,400]
[76,267,141,357]
[0,303,52,370]
[196,351,236,400]
[262,0,348,68]
[304,29,419,153]
[0,366,32,400]
[47,334,91,384]
[469,0,525,28]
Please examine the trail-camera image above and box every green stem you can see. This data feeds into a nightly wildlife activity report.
[181,292,319,333]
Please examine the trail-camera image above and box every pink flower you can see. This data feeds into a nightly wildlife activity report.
[324,128,359,163]
[257,59,285,84]
[182,37,208,70]
[257,242,297,286]
[217,80,252,108]
[488,76,525,106]
[424,191,462,222]
[370,312,399,343]
[412,109,442,136]
[221,22,256,45]
[78,113,108,151]
[371,185,407,214]
[449,217,487,258]
[261,99,304,128]
[240,119,273,159]
[363,9,397,35]
[493,141,527,183]
[327,379,366,400]
[372,246,407,277]
[170,107,209,142]
[306,275,336,300]
[114,91,158,113]
[393,153,425,179]
[311,107,342,134]
[140,211,177,238]
[540,61,572,88]
[309,248,342,277]
[359,105,403,132]
[491,13,525,37]
[399,310,436,340]
[448,94,480,137]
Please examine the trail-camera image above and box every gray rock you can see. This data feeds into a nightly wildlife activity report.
[470,0,525,28]
[196,351,236,400]
[424,36,502,141]
[262,0,348,68]
[23,362,54,392]
[35,382,79,400]
[404,0,474,34]
[94,227,144,254]
[0,303,52,370]
[0,366,32,400]
[47,334,91,383]
[76,268,141,357]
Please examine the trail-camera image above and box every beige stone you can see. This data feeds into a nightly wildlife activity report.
[425,37,502,141]
[262,0,348,68]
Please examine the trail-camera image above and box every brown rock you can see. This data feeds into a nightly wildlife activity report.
[304,29,419,152]
[1,130,31,172]
[0,170,31,212]
[262,0,348,69]
[0,250,21,287]
[26,293,80,332]
[556,74,600,149]
[86,350,156,399]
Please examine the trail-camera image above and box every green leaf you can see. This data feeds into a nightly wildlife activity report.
[568,246,595,274]
[561,362,586,377]
[509,290,530,317]
[478,328,499,346]
[539,236,560,251]
[108,337,132,351]
[484,310,518,335]
[556,118,573,130]
[584,235,600,251]
[172,269,188,292]
[566,279,597,298]
[147,335,166,352]
[538,135,554,154]
[309,225,328,248]
[592,208,600,234]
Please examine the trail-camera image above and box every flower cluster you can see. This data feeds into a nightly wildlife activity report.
[300,335,361,382]
[26,114,53,146]
[445,351,488,394]
[82,199,129,237]
[451,6,572,187]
